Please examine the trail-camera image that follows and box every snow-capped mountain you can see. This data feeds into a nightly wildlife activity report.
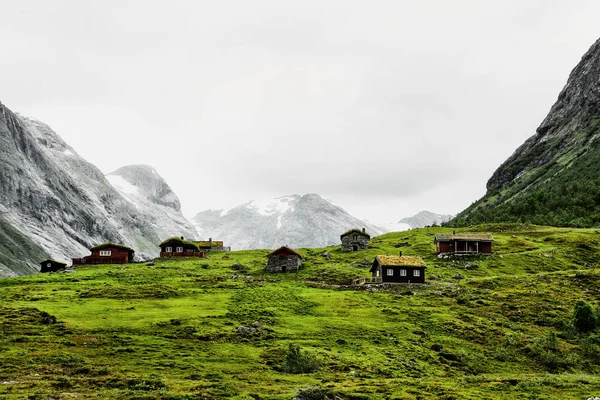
[399,211,453,228]
[191,194,387,250]
[0,101,196,276]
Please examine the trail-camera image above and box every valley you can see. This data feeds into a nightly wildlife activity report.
[1,224,599,399]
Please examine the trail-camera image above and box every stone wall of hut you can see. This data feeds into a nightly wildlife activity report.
[266,254,302,273]
[341,234,370,252]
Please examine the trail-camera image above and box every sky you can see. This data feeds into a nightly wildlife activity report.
[2,0,600,224]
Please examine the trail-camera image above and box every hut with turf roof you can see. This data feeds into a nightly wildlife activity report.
[340,228,370,252]
[192,238,230,252]
[434,233,494,255]
[160,237,206,257]
[370,255,426,284]
[40,259,67,273]
[266,246,303,273]
[72,243,134,265]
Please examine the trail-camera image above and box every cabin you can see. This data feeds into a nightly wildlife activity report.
[160,237,206,257]
[192,238,231,252]
[434,233,494,255]
[266,246,303,273]
[72,243,134,265]
[40,259,67,273]
[340,228,370,252]
[370,255,426,284]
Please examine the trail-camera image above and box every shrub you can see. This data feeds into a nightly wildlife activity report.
[281,343,320,374]
[574,301,597,333]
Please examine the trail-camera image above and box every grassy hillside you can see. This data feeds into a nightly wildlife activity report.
[1,224,600,399]
[0,215,49,277]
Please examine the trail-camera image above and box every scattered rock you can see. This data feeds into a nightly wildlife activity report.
[222,255,230,260]
[236,325,263,335]
[319,251,331,260]
[251,321,261,328]
[394,242,410,248]
[40,312,57,325]
[429,275,440,281]
[146,262,155,266]
[430,344,443,352]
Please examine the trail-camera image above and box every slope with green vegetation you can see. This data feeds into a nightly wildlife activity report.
[0,215,49,277]
[451,37,600,228]
[1,224,600,399]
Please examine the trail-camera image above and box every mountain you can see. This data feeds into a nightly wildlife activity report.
[451,37,600,227]
[191,194,387,250]
[0,101,197,276]
[399,211,453,228]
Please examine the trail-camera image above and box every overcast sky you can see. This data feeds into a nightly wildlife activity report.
[2,1,599,223]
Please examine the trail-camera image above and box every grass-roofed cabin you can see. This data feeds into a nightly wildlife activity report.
[192,238,229,252]
[340,227,370,252]
[72,243,134,266]
[434,233,494,255]
[40,259,67,273]
[160,237,206,258]
[370,255,426,284]
[266,246,303,273]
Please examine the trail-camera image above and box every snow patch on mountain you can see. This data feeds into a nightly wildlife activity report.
[192,193,386,250]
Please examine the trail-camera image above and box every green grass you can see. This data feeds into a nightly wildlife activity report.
[2,224,600,398]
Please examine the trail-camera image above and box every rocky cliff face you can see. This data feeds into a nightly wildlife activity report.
[0,102,197,276]
[452,37,600,227]
[191,194,386,250]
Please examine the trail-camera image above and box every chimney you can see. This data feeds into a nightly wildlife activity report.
[362,228,365,233]
[209,237,212,243]
[181,236,184,240]
[453,230,456,235]
[399,251,403,257]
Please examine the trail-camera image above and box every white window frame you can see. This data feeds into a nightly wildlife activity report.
[165,247,172,252]
[176,246,183,253]
[99,250,111,257]
[400,269,407,276]
[413,269,420,277]
[386,269,394,276]
[376,270,380,277]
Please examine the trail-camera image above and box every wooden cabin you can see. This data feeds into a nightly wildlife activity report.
[160,237,206,257]
[266,246,303,273]
[434,233,493,255]
[72,243,134,265]
[370,255,426,284]
[40,259,67,273]
[192,238,230,252]
[340,228,370,252]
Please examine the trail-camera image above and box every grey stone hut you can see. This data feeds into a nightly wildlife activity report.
[340,228,370,252]
[266,246,303,273]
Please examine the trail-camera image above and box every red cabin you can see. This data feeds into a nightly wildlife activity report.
[72,243,134,265]
[434,234,493,255]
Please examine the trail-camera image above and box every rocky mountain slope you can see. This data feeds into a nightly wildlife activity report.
[399,211,453,228]
[191,194,386,250]
[451,37,600,227]
[0,102,197,276]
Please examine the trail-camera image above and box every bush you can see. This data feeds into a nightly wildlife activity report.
[281,343,320,374]
[574,301,597,333]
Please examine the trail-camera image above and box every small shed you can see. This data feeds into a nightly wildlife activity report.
[370,255,426,284]
[40,259,67,273]
[434,233,494,255]
[340,228,371,252]
[266,246,303,273]
[160,237,205,257]
[72,243,134,265]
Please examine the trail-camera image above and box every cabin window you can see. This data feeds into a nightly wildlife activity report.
[353,235,358,241]
[386,269,394,276]
[47,263,51,268]
[400,269,407,276]
[99,250,111,256]
[413,269,420,277]
[165,247,172,252]
[376,270,380,277]
[176,246,183,253]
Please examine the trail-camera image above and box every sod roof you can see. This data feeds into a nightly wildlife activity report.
[194,241,224,247]
[340,228,370,238]
[160,237,200,250]
[434,234,494,242]
[374,255,426,267]
[90,243,135,253]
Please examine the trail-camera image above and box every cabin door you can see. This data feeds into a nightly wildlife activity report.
[282,265,287,273]
[352,245,358,251]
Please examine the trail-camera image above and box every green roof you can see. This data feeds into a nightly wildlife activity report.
[340,228,370,238]
[90,242,134,253]
[374,255,426,267]
[159,237,200,251]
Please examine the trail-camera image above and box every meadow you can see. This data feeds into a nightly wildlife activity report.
[1,224,600,399]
